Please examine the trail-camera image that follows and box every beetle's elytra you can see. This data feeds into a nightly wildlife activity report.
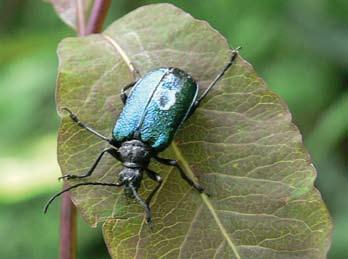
[45,49,239,225]
[114,67,198,151]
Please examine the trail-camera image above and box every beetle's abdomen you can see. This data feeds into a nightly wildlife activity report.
[113,67,198,151]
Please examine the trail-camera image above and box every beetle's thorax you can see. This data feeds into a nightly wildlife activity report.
[118,140,151,168]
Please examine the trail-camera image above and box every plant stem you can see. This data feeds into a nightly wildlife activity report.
[60,184,77,259]
[86,0,111,34]
[60,1,111,259]
[76,0,86,36]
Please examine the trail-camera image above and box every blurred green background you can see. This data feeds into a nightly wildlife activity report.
[0,0,347,258]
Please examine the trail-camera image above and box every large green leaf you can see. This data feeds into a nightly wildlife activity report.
[56,4,332,258]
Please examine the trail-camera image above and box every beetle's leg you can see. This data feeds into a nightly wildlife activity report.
[59,147,118,180]
[61,107,113,143]
[145,169,163,205]
[192,48,240,112]
[129,183,153,226]
[154,156,204,193]
[120,81,137,104]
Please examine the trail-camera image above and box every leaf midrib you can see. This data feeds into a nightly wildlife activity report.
[172,143,241,259]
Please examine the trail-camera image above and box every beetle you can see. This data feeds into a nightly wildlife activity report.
[44,49,239,225]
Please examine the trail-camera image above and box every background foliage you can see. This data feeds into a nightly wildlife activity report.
[0,0,346,258]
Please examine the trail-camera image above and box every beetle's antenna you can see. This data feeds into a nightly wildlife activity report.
[195,47,241,107]
[129,184,152,226]
[43,182,124,213]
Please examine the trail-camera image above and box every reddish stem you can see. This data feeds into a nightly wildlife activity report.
[86,0,111,34]
[60,1,111,259]
[76,0,86,36]
[60,184,77,259]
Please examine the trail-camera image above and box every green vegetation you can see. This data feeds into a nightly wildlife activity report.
[0,0,347,258]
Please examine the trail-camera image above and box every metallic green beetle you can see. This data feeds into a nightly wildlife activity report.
[45,50,239,225]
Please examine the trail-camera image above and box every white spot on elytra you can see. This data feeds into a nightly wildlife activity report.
[154,88,178,110]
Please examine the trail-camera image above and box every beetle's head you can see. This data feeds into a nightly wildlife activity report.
[117,140,151,197]
[118,167,143,198]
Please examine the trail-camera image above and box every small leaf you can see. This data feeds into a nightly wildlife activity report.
[56,4,332,258]
[46,0,93,29]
